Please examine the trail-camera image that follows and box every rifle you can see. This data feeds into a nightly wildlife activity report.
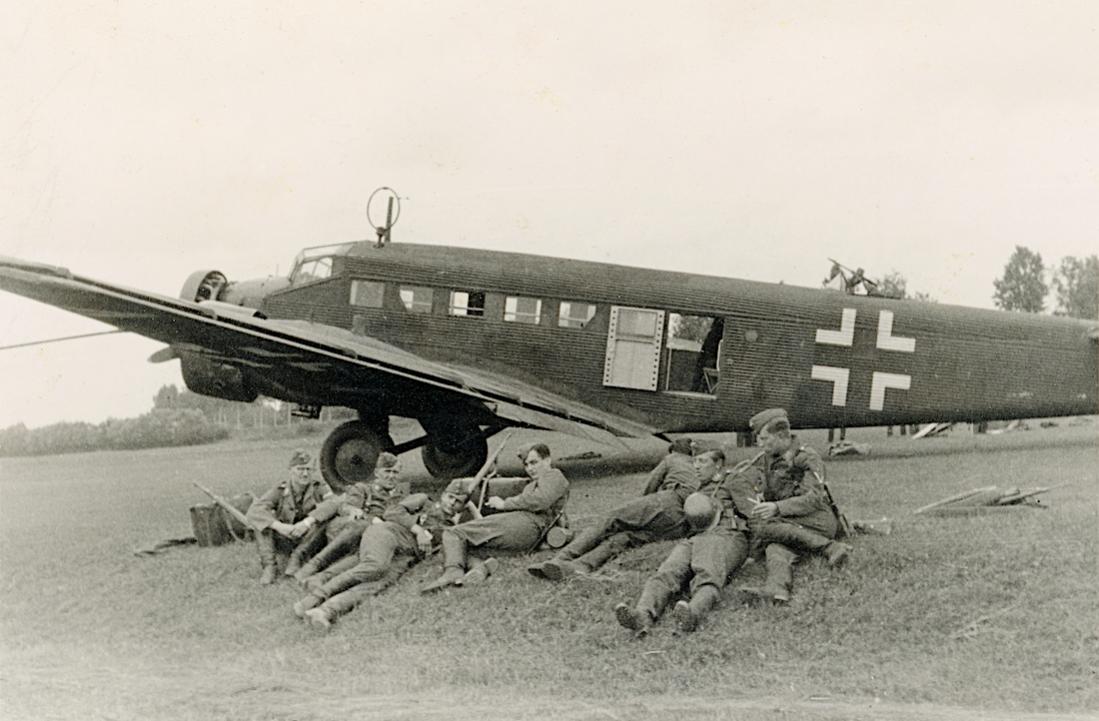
[472,429,516,512]
[811,470,854,538]
[193,482,259,533]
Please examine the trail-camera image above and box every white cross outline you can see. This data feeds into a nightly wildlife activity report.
[811,365,850,407]
[815,308,856,346]
[870,372,912,411]
[812,308,916,410]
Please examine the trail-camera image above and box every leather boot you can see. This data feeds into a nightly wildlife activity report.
[824,541,853,568]
[420,531,467,593]
[677,585,721,632]
[458,557,499,586]
[614,602,653,635]
[762,544,797,603]
[292,594,322,618]
[304,607,332,631]
[540,559,586,582]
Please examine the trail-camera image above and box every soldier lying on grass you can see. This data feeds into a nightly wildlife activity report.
[529,438,698,581]
[293,479,476,630]
[615,449,757,634]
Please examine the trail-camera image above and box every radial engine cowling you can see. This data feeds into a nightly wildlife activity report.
[179,353,258,403]
[176,270,259,402]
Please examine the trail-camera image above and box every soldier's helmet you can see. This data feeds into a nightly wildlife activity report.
[683,492,718,532]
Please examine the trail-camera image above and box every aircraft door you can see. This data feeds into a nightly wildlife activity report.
[603,306,665,390]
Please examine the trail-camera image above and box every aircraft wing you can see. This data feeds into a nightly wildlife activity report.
[0,256,656,446]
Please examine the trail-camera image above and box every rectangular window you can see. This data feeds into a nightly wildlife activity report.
[504,296,542,324]
[350,280,385,308]
[558,301,597,328]
[448,290,486,317]
[399,285,434,313]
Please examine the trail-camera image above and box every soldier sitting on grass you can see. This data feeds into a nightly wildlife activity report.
[735,408,852,606]
[245,449,333,585]
[293,479,477,630]
[291,452,407,587]
[528,438,698,581]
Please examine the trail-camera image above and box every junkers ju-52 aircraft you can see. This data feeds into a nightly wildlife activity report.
[1,223,1096,490]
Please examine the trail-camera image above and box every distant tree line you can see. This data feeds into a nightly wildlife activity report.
[0,409,229,457]
[0,386,357,458]
[872,249,1097,320]
[993,247,1098,319]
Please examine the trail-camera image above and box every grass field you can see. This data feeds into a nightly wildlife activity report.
[1,423,1096,720]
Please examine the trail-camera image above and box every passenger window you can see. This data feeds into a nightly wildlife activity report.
[504,296,542,324]
[448,290,486,317]
[399,285,434,313]
[350,280,385,308]
[558,301,597,329]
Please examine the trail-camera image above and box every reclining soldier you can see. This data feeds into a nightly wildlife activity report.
[292,452,407,586]
[293,479,477,630]
[245,449,333,585]
[529,438,697,581]
[736,408,852,605]
[615,448,757,634]
[421,442,569,593]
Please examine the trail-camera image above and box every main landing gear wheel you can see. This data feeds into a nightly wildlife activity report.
[421,436,488,479]
[320,420,394,492]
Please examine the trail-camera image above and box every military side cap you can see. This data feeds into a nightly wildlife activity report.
[749,408,788,433]
[288,448,312,468]
[444,478,471,503]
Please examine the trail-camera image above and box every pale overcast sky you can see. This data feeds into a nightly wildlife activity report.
[1,1,1096,429]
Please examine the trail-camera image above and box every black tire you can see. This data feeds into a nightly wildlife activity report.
[320,420,394,492]
[421,436,488,480]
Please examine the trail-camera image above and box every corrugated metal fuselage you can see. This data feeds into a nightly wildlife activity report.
[261,243,1098,433]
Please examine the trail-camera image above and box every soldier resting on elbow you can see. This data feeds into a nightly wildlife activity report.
[736,408,852,606]
[529,438,698,581]
[293,480,476,630]
[420,442,569,593]
[245,449,333,585]
[291,452,407,587]
[614,449,756,635]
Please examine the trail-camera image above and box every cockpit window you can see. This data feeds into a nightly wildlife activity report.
[289,242,354,284]
[291,257,333,284]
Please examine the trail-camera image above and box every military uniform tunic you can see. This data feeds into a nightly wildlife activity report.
[448,468,569,551]
[747,438,837,543]
[246,477,333,563]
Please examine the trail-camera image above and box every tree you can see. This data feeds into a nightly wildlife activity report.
[875,271,907,300]
[153,384,180,409]
[1051,254,1098,320]
[872,271,937,302]
[992,246,1047,312]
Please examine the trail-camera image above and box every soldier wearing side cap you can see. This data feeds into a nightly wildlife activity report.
[529,438,698,581]
[291,452,408,586]
[614,448,759,634]
[294,479,477,630]
[736,408,852,605]
[245,449,334,585]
